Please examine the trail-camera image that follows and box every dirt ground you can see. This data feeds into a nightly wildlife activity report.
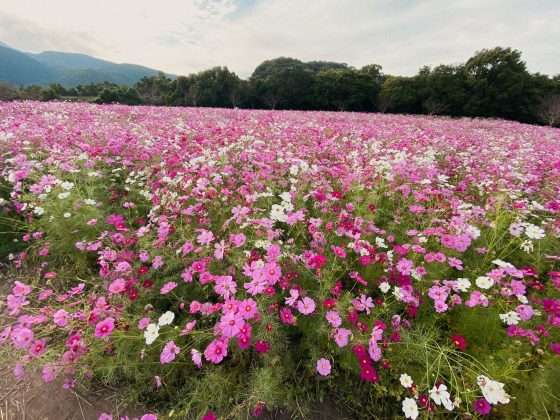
[0,369,145,420]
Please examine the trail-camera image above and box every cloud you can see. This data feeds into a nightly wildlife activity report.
[0,13,103,55]
[0,0,558,77]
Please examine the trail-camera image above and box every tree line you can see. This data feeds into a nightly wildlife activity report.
[1,47,559,126]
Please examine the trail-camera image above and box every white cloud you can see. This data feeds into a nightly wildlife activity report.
[0,0,558,78]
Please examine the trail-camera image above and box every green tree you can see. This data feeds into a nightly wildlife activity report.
[415,65,467,116]
[463,47,531,120]
[378,76,419,113]
[134,72,172,105]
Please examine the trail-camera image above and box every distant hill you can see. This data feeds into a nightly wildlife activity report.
[0,45,54,85]
[0,44,174,87]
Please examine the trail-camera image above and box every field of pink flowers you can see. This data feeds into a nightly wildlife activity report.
[0,101,559,419]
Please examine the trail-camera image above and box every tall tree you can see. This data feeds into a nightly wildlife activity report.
[463,47,531,120]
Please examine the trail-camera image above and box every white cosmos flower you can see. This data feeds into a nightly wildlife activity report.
[158,311,175,326]
[429,383,451,406]
[60,181,74,190]
[476,276,494,289]
[525,224,545,240]
[270,204,287,222]
[63,212,71,218]
[57,192,70,199]
[517,295,528,304]
[399,373,413,388]
[402,398,419,419]
[499,311,520,325]
[144,323,160,345]
[520,240,534,253]
[279,191,291,202]
[456,278,471,292]
[477,376,510,405]
[379,282,391,293]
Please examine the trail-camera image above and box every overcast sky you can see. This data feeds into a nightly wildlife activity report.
[0,0,558,78]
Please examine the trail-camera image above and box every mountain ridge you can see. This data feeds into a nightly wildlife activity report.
[0,44,174,87]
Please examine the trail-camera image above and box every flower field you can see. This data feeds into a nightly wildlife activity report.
[0,101,559,419]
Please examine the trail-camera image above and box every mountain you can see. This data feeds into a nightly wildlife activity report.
[0,45,54,85]
[0,44,174,87]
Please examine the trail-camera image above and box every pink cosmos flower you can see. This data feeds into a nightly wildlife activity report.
[152,255,164,269]
[368,341,382,361]
[13,363,25,379]
[334,328,352,347]
[108,278,126,295]
[196,230,215,247]
[12,281,31,296]
[214,240,226,260]
[230,233,246,247]
[204,339,228,364]
[297,297,316,315]
[434,300,449,313]
[138,317,150,330]
[285,289,299,306]
[244,278,266,295]
[191,348,203,368]
[262,262,282,284]
[29,338,47,356]
[516,304,534,321]
[239,298,258,319]
[41,364,60,382]
[94,318,115,339]
[219,311,244,338]
[332,246,346,258]
[160,340,180,364]
[53,309,69,327]
[396,258,413,275]
[316,358,331,376]
[181,320,197,335]
[160,281,177,295]
[215,276,237,299]
[326,310,342,327]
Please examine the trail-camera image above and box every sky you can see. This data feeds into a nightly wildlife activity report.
[0,0,558,78]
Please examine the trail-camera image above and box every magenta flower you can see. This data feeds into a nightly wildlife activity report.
[160,340,180,364]
[280,307,296,325]
[473,398,492,415]
[316,358,331,376]
[94,318,115,339]
[255,339,271,353]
